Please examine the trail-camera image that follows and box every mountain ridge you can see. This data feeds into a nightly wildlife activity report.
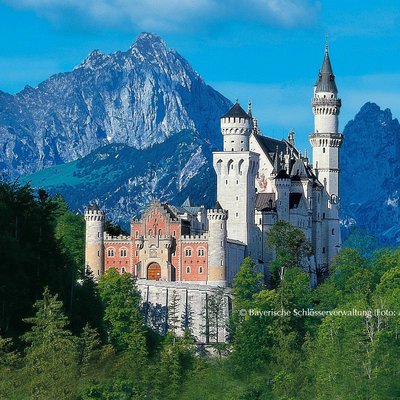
[0,32,231,179]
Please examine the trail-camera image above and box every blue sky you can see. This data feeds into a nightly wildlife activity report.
[0,0,400,150]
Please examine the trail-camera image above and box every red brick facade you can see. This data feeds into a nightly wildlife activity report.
[104,202,209,282]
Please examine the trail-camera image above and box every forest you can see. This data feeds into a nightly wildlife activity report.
[1,181,400,400]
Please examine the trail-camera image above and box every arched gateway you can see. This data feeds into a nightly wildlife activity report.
[147,262,161,281]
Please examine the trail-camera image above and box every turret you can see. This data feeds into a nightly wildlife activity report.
[214,102,259,254]
[274,170,290,222]
[84,204,105,278]
[309,43,343,260]
[207,203,228,286]
[220,102,252,152]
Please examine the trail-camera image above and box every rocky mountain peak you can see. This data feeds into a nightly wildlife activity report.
[341,102,400,245]
[0,32,231,179]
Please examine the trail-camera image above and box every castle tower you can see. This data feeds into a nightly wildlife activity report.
[309,44,344,258]
[84,204,105,278]
[274,169,291,222]
[213,102,259,256]
[207,203,228,286]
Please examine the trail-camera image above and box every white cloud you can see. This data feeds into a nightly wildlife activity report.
[5,0,320,31]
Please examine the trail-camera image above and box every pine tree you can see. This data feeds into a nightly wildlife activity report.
[168,290,180,338]
[0,334,20,398]
[79,323,101,379]
[98,269,142,350]
[181,301,194,338]
[23,288,78,400]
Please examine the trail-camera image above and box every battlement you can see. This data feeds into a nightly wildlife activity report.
[84,209,105,221]
[207,208,228,220]
[104,234,131,242]
[181,234,208,241]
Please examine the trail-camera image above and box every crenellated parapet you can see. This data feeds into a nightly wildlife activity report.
[207,208,228,221]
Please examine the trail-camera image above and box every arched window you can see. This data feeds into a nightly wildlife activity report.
[198,248,205,257]
[199,266,203,274]
[185,248,192,257]
[332,229,335,235]
[107,248,115,257]
[120,248,127,257]
[227,159,234,174]
[186,266,191,274]
[121,267,125,273]
[158,229,162,236]
[238,159,244,175]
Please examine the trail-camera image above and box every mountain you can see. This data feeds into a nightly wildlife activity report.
[0,32,231,179]
[340,102,400,245]
[20,130,216,225]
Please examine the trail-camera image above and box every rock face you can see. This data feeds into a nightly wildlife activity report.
[340,102,400,245]
[21,130,216,227]
[0,32,231,178]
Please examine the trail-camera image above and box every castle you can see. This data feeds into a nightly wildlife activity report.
[84,45,343,339]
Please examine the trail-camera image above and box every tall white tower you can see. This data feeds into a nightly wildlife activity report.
[84,204,105,278]
[309,44,343,258]
[213,102,259,256]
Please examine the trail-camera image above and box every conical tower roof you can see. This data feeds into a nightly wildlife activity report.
[221,102,250,119]
[315,45,338,94]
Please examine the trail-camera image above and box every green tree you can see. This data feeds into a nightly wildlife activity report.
[266,220,313,285]
[168,290,181,338]
[0,334,20,398]
[23,287,78,399]
[98,268,142,351]
[79,323,101,379]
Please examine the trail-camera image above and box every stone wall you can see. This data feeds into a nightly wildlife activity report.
[137,280,231,343]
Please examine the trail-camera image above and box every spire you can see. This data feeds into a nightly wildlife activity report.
[273,145,280,173]
[315,42,338,94]
[247,99,252,117]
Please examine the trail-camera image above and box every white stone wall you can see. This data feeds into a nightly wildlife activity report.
[226,241,246,286]
[213,151,259,253]
[137,280,231,343]
[221,116,251,152]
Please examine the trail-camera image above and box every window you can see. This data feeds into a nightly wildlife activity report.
[186,266,191,274]
[322,247,326,254]
[185,248,192,257]
[199,266,203,274]
[135,231,139,238]
[158,229,162,236]
[173,230,176,237]
[97,250,100,256]
[198,248,205,257]
[107,248,115,257]
[121,267,125,273]
[323,148,326,153]
[148,229,153,236]
[98,232,100,238]
[135,251,138,256]
[332,229,335,235]
[120,248,127,257]
[322,213,325,219]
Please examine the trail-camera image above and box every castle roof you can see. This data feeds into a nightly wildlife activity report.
[274,169,290,180]
[221,102,250,119]
[214,201,223,210]
[87,203,100,211]
[315,45,338,93]
[255,193,276,211]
